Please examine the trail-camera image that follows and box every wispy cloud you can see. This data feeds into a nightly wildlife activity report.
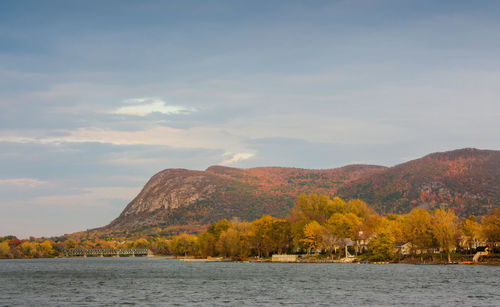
[0,178,48,188]
[114,97,196,116]
[0,126,251,156]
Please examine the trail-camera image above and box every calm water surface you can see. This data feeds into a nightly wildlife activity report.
[0,257,499,306]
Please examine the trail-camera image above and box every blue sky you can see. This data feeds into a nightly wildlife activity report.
[1,0,499,238]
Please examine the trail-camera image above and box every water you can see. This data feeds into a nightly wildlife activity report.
[0,258,499,306]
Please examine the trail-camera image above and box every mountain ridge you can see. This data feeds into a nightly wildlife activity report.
[337,148,500,216]
[106,164,386,230]
[103,148,500,231]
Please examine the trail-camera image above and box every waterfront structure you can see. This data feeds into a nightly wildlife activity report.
[63,248,152,257]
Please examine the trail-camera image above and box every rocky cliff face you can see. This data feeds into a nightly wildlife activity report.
[105,164,386,230]
[119,169,219,217]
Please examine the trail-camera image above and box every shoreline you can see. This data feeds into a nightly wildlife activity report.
[174,256,500,265]
[2,257,499,265]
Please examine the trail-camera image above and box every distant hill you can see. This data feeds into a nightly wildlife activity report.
[337,148,500,216]
[102,148,499,232]
[104,164,386,230]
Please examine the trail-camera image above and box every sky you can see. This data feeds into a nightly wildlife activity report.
[1,0,499,238]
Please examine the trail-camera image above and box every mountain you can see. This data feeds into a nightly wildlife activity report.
[103,148,500,231]
[105,164,386,230]
[337,148,500,216]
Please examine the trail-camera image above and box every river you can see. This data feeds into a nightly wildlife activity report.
[0,257,499,306]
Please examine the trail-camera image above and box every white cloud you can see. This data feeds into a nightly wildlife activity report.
[0,178,48,188]
[221,152,255,165]
[114,97,196,116]
[0,126,251,154]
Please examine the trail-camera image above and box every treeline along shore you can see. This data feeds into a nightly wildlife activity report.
[1,194,499,263]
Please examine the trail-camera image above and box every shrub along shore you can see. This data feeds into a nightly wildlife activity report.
[1,194,499,263]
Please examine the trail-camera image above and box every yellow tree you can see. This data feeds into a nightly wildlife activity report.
[169,233,198,256]
[330,197,347,215]
[460,216,480,252]
[403,208,435,256]
[301,221,325,254]
[346,199,379,254]
[133,238,150,249]
[39,240,56,257]
[346,199,374,221]
[431,207,458,263]
[0,241,12,259]
[150,238,169,256]
[18,241,40,258]
[208,219,232,241]
[380,215,405,243]
[198,232,216,258]
[217,226,251,260]
[287,204,309,251]
[251,215,277,257]
[233,221,252,259]
[327,212,362,258]
[297,193,329,224]
[64,239,77,249]
[216,229,236,258]
[481,208,500,248]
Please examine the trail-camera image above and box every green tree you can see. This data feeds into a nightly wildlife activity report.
[368,230,395,261]
[270,219,291,254]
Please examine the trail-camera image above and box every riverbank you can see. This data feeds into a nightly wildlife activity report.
[174,254,500,265]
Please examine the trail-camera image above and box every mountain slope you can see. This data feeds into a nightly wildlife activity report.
[337,148,500,216]
[104,148,500,231]
[105,164,386,230]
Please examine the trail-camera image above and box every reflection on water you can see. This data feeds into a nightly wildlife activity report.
[0,257,499,306]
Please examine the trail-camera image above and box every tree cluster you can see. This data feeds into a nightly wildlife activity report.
[167,194,500,262]
[1,194,499,261]
[0,235,170,259]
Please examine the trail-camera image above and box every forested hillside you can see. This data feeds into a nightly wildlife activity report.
[102,148,499,233]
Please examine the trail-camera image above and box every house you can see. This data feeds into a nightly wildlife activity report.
[395,242,412,255]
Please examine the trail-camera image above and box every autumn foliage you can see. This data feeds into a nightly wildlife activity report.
[1,193,499,261]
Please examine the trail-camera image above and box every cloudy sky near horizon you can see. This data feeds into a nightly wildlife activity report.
[1,0,499,238]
